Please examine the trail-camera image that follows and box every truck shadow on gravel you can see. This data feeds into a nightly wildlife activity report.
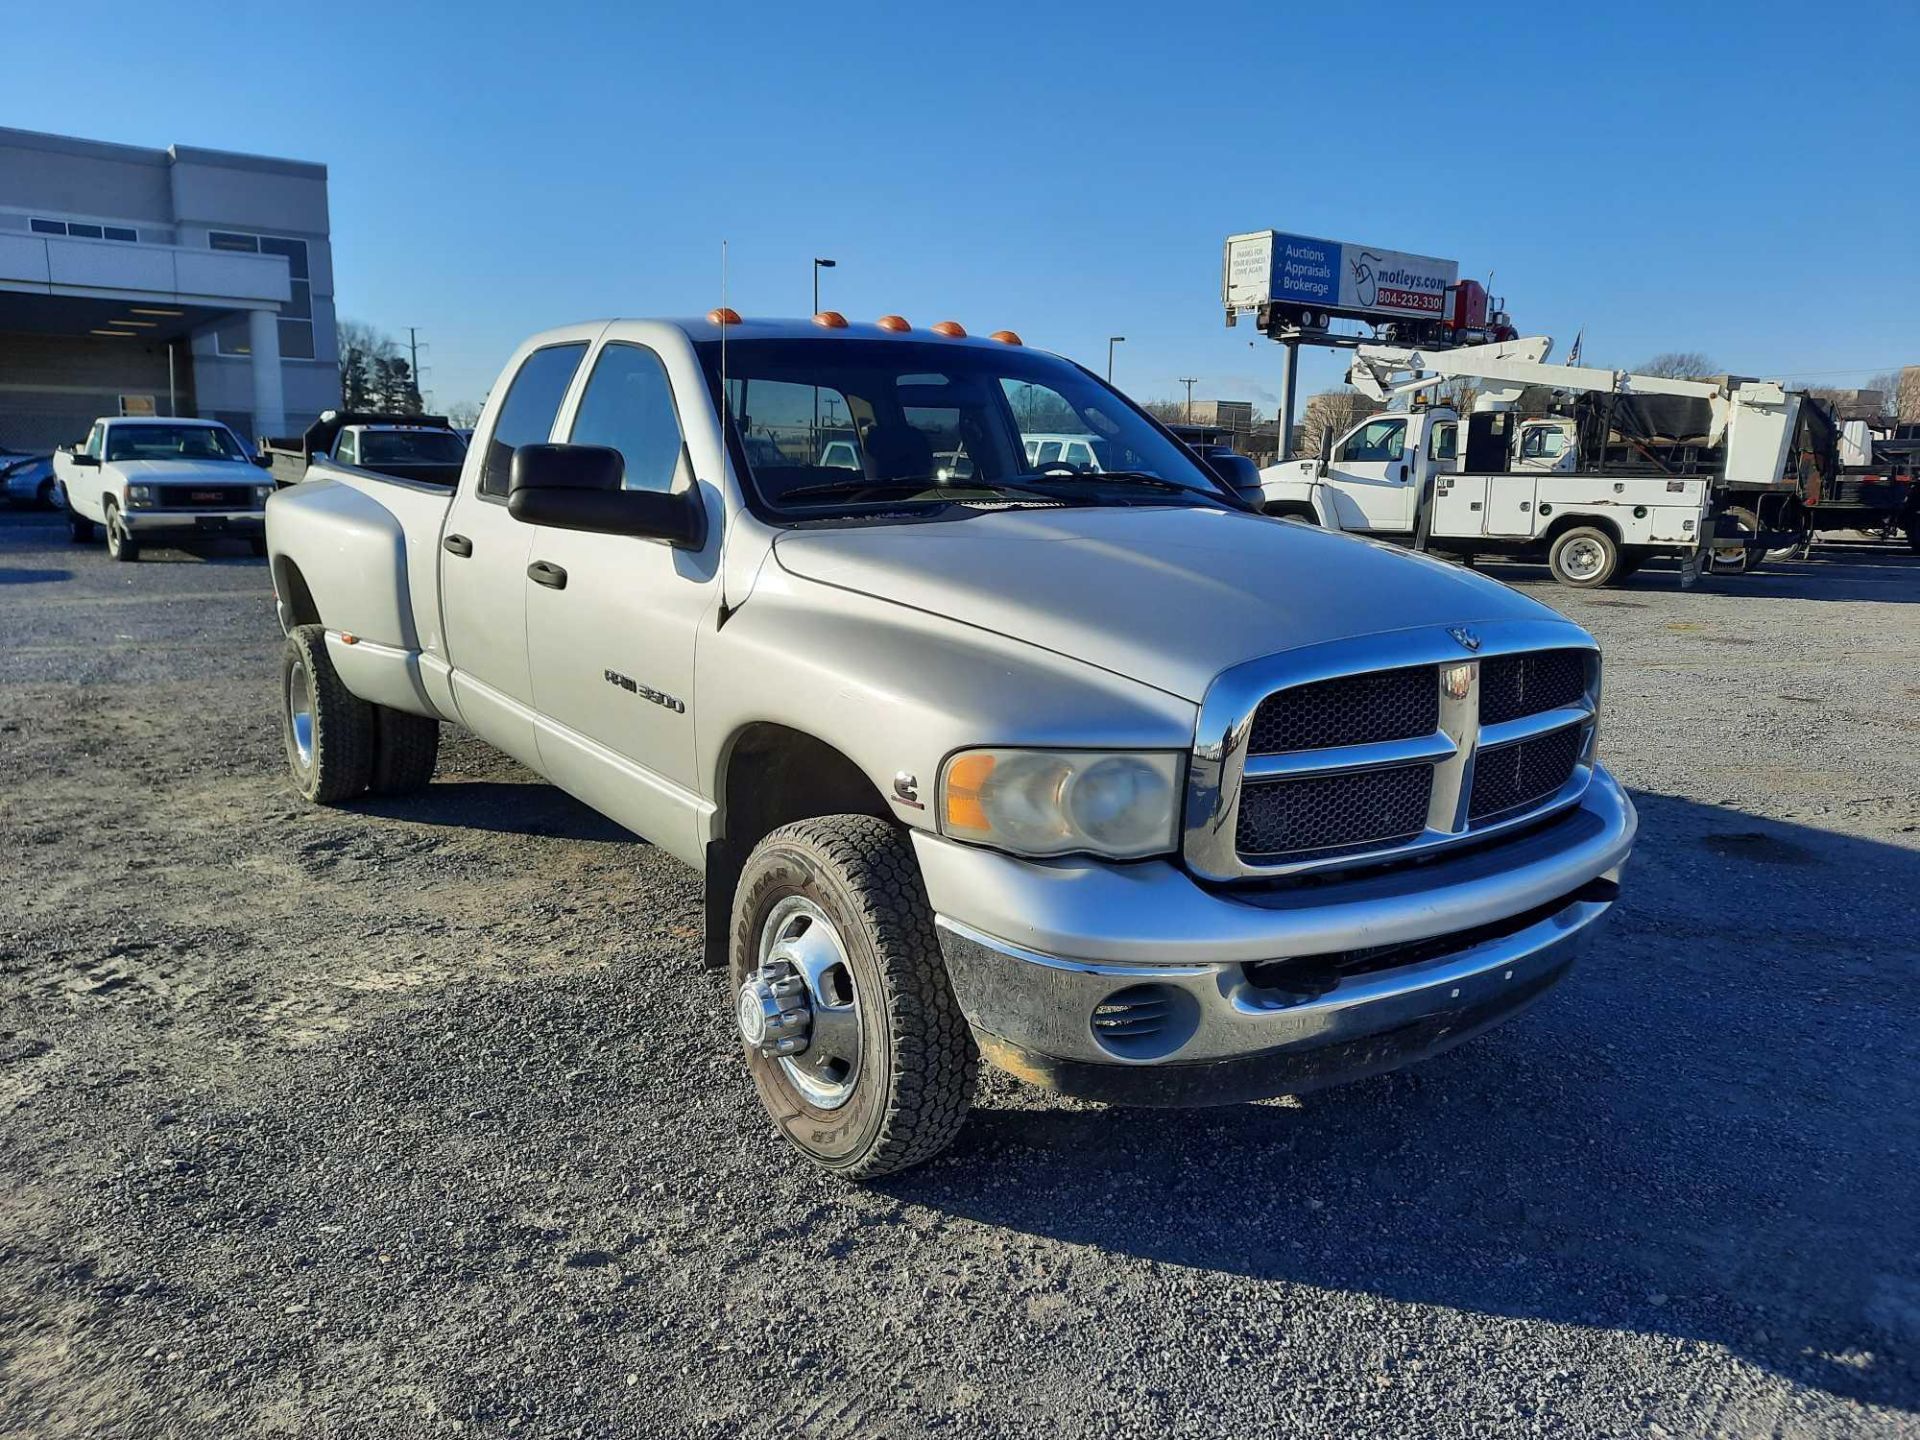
[900,792,1920,1410]
[357,779,634,842]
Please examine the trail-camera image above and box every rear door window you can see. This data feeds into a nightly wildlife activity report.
[479,343,589,498]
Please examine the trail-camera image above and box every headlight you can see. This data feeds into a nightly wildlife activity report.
[939,748,1184,859]
[254,484,273,505]
[126,483,155,507]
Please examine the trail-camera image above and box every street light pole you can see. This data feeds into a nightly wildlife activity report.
[1179,377,1199,424]
[1107,336,1125,384]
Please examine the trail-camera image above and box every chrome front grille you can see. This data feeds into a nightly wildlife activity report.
[1247,666,1437,753]
[1184,622,1600,881]
[1236,763,1432,859]
[1469,724,1585,822]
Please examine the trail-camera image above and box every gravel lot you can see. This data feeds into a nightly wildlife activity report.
[2,509,1916,1439]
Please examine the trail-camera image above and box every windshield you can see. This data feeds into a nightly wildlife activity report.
[695,338,1232,515]
[359,429,467,464]
[105,424,247,463]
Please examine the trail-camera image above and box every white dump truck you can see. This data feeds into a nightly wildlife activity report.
[1257,336,1809,586]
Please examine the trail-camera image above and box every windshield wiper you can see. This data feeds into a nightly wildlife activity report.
[776,477,1068,505]
[1020,470,1216,499]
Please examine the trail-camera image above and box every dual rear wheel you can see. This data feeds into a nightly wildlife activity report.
[281,624,439,804]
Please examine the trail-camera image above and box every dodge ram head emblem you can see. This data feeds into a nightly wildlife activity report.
[892,771,923,809]
[1448,626,1482,652]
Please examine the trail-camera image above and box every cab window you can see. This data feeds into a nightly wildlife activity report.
[1429,423,1457,462]
[1338,418,1406,464]
[83,423,104,458]
[1521,427,1566,459]
[568,343,686,493]
[479,342,589,498]
[334,431,357,465]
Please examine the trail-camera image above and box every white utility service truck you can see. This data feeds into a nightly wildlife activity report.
[1256,337,1808,587]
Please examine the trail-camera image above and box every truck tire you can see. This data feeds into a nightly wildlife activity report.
[730,815,976,1180]
[369,706,439,795]
[66,506,95,543]
[282,624,373,805]
[1548,526,1618,588]
[103,502,140,563]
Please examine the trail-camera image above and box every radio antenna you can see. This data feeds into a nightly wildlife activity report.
[719,239,730,423]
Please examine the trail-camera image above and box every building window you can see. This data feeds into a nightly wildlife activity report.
[30,217,139,242]
[209,232,316,361]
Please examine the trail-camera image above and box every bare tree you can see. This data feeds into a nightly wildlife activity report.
[1294,390,1383,458]
[1636,351,1719,379]
[1140,398,1187,423]
[1862,371,1901,418]
[445,400,483,429]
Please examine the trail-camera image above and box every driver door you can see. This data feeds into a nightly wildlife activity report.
[1324,416,1413,532]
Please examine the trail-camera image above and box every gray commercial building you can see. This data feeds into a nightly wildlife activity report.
[0,126,341,450]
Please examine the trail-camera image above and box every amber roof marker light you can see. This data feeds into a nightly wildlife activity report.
[813,311,848,329]
[989,330,1023,346]
[931,321,967,338]
[707,306,743,326]
[876,315,911,332]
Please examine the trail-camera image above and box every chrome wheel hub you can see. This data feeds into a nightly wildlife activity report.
[288,662,315,771]
[750,896,863,1110]
[737,964,810,1057]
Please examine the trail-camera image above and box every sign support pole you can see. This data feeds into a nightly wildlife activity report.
[1277,337,1299,462]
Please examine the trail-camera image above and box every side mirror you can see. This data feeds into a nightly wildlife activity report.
[506,443,705,549]
[1204,452,1263,506]
[252,453,273,469]
[70,451,100,467]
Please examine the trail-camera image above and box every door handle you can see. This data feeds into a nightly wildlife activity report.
[528,559,568,590]
[443,533,473,557]
[1399,464,1410,482]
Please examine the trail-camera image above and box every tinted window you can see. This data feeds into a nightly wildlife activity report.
[480,343,588,497]
[568,344,685,493]
[67,222,103,239]
[360,430,468,465]
[1430,423,1458,461]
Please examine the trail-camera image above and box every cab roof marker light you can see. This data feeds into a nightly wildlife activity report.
[931,321,967,338]
[813,311,848,329]
[989,330,1023,346]
[707,306,743,326]
[875,315,911,332]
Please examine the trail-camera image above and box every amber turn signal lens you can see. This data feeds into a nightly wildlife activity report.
[707,307,743,325]
[931,320,967,338]
[943,751,996,832]
[875,314,911,332]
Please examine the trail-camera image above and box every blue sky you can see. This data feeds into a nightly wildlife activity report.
[10,0,1916,413]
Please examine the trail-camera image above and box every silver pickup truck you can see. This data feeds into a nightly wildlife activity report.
[265,315,1636,1179]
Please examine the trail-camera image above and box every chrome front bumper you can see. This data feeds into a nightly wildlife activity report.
[119,508,263,533]
[917,766,1635,1105]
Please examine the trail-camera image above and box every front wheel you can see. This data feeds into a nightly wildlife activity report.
[730,815,976,1180]
[1547,526,1619,588]
[103,502,140,563]
[282,624,373,804]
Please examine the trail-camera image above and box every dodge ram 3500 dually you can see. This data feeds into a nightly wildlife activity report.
[265,313,1637,1179]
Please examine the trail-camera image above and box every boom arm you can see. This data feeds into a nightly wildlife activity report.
[1346,337,1797,489]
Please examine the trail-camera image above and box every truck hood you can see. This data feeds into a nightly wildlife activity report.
[772,506,1563,702]
[107,459,258,484]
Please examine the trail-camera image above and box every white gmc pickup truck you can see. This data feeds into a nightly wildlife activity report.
[265,314,1637,1178]
[57,417,274,561]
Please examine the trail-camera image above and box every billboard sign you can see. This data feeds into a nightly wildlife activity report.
[1224,230,1458,322]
